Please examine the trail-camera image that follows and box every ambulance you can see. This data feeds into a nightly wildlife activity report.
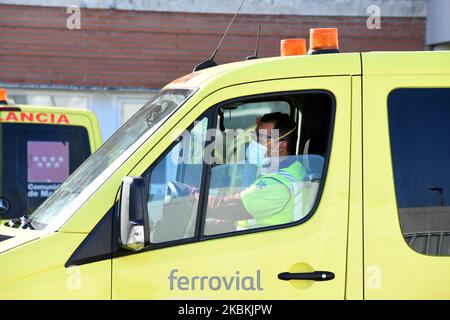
[0,28,449,300]
[0,89,102,225]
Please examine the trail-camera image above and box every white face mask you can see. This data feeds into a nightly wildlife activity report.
[246,140,268,166]
[246,140,282,173]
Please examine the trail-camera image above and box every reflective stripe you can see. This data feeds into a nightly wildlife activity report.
[276,171,304,221]
[240,219,259,227]
[238,161,308,229]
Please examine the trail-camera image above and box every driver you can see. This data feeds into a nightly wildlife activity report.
[203,112,309,234]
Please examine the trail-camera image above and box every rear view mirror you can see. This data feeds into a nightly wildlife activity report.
[119,176,150,251]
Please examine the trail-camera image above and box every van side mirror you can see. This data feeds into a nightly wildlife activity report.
[119,176,150,251]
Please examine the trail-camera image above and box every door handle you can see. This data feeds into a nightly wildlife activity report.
[278,271,335,281]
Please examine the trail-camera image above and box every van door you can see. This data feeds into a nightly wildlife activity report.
[363,53,450,299]
[112,76,352,299]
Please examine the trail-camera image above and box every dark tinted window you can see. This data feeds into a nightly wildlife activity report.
[1,123,91,219]
[389,88,450,256]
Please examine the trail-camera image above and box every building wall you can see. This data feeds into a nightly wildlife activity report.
[0,3,426,89]
[426,0,450,49]
[0,0,428,17]
[0,1,427,139]
[6,88,154,140]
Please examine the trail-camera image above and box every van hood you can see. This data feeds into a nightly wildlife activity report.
[0,223,47,254]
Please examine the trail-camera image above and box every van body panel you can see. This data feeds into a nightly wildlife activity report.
[0,224,46,254]
[362,65,450,298]
[112,76,353,299]
[345,75,364,300]
[0,231,110,299]
[1,51,450,299]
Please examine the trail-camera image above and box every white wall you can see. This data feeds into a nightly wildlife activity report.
[426,0,450,48]
[0,0,427,17]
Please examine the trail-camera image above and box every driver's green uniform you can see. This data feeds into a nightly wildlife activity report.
[239,160,308,229]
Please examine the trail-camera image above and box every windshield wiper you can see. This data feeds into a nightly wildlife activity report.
[5,215,34,230]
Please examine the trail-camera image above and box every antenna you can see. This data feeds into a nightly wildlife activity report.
[193,0,247,72]
[246,24,261,60]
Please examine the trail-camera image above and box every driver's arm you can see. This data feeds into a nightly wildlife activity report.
[180,183,253,220]
[206,192,253,221]
[204,175,290,221]
[186,175,291,222]
[208,176,291,221]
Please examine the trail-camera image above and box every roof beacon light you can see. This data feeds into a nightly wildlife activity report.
[280,39,306,56]
[0,89,8,105]
[308,28,340,54]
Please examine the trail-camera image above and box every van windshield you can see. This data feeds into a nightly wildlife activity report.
[0,123,91,220]
[29,88,196,230]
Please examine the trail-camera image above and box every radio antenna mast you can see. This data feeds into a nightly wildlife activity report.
[194,0,247,71]
[246,24,261,60]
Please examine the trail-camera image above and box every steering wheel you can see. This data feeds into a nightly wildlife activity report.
[151,181,198,242]
[164,181,196,204]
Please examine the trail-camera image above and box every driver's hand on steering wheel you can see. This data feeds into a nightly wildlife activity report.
[168,181,200,200]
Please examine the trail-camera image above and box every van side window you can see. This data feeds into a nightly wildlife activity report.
[204,93,332,236]
[389,88,450,256]
[141,91,334,248]
[144,117,209,244]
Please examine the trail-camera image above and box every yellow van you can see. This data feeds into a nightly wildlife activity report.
[0,89,102,224]
[0,30,449,299]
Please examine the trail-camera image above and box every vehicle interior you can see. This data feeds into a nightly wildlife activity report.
[146,92,334,243]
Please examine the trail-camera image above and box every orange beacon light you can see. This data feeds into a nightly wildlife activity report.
[280,39,307,56]
[308,28,340,54]
[0,89,8,105]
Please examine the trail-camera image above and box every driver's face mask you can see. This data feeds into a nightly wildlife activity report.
[246,140,269,167]
[246,140,281,174]
[246,126,297,172]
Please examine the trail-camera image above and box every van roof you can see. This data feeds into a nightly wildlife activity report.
[362,51,450,75]
[164,51,450,91]
[165,52,360,91]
